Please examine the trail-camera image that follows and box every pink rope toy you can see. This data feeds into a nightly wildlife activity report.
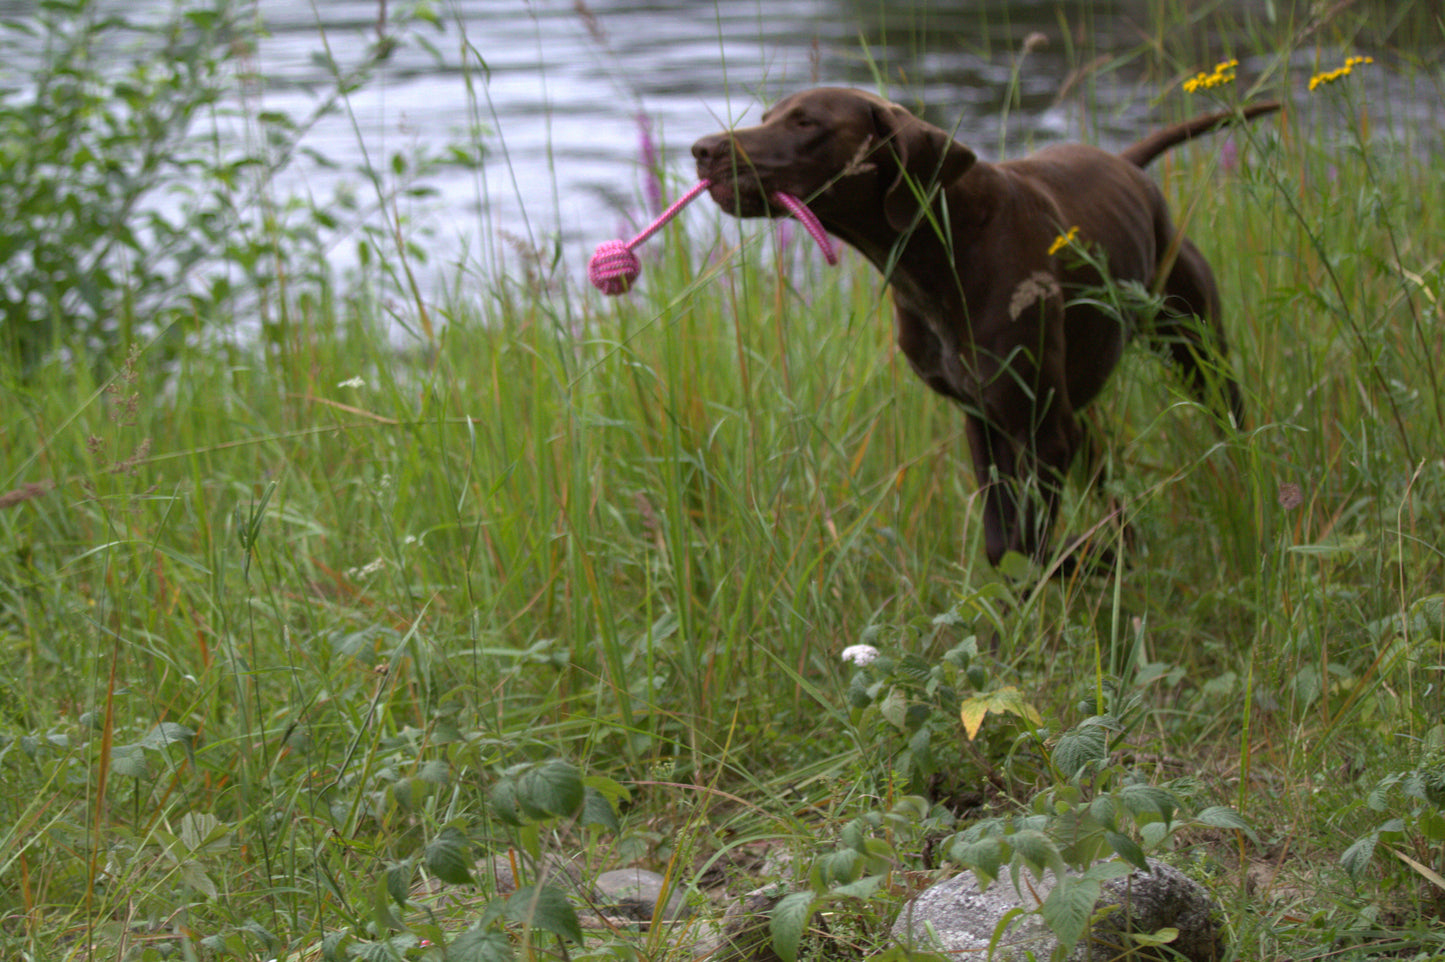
[587,179,838,295]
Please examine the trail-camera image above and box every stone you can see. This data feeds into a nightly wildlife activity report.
[890,858,1224,962]
[593,867,689,922]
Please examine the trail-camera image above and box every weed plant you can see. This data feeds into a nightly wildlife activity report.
[3,1,1445,960]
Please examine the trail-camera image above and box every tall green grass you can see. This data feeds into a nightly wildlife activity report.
[3,0,1445,958]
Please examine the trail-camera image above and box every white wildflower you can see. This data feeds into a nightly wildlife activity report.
[337,376,366,389]
[346,557,387,579]
[841,644,879,667]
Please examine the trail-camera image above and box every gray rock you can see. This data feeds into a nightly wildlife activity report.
[476,853,580,893]
[890,858,1224,962]
[593,867,689,922]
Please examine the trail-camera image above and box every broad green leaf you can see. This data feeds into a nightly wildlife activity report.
[1104,831,1149,873]
[372,873,405,932]
[814,848,862,887]
[840,818,868,854]
[581,786,619,832]
[418,759,450,785]
[833,875,885,900]
[321,930,351,962]
[1419,812,1445,842]
[879,687,908,730]
[1195,805,1256,841]
[1052,724,1107,778]
[426,827,473,885]
[178,812,227,853]
[1041,875,1099,957]
[583,773,632,809]
[1119,784,1177,825]
[179,860,217,899]
[1087,795,1119,832]
[348,939,402,961]
[506,885,583,943]
[517,759,585,820]
[488,778,522,826]
[386,862,412,907]
[110,743,148,778]
[769,891,817,962]
[949,835,1003,887]
[446,929,514,962]
[1339,832,1377,878]
[1009,830,1061,880]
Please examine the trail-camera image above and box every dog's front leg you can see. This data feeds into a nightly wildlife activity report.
[963,374,1083,569]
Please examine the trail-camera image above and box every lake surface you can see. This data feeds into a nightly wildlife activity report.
[85,1,1445,296]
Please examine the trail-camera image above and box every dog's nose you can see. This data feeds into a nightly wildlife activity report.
[691,134,728,166]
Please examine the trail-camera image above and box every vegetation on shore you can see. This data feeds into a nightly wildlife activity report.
[3,1,1445,959]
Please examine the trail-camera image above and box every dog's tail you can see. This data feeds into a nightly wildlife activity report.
[1121,101,1282,168]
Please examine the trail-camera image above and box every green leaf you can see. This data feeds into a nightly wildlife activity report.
[949,835,1003,887]
[1104,831,1149,873]
[142,722,197,751]
[372,872,405,932]
[879,687,908,729]
[1195,805,1256,840]
[418,758,450,785]
[1129,927,1179,947]
[386,862,413,907]
[505,885,583,943]
[516,759,585,820]
[321,930,351,962]
[1340,832,1378,878]
[814,848,862,887]
[177,812,227,853]
[832,875,885,900]
[1087,795,1119,832]
[1009,830,1061,880]
[488,778,522,826]
[446,929,514,962]
[1040,875,1099,957]
[583,773,632,809]
[426,827,473,885]
[1119,784,1177,826]
[1052,724,1107,779]
[769,891,817,962]
[580,786,619,832]
[179,859,217,899]
[109,743,148,778]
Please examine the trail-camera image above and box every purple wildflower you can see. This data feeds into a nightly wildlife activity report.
[636,111,663,217]
[1219,135,1238,173]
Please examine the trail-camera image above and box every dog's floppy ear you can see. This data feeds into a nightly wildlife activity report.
[870,100,975,231]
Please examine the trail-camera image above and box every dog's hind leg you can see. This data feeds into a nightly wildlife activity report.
[1151,237,1246,429]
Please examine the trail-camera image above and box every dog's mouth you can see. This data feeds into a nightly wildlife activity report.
[698,169,779,219]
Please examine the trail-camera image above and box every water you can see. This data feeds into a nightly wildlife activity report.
[241,0,1248,288]
[43,0,1445,298]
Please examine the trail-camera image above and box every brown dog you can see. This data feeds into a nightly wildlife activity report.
[692,88,1278,571]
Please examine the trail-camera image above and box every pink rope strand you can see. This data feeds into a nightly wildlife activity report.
[588,180,837,295]
[769,192,839,267]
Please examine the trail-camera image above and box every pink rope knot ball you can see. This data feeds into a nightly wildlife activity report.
[588,239,642,295]
[586,179,836,296]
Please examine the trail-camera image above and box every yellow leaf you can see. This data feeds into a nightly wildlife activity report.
[959,686,1043,741]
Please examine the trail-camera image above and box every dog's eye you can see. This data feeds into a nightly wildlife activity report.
[791,113,816,129]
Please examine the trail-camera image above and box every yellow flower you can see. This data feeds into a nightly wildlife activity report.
[1184,58,1239,93]
[1309,55,1374,92]
[1047,226,1080,256]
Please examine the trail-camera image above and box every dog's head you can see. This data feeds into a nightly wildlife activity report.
[691,87,975,231]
